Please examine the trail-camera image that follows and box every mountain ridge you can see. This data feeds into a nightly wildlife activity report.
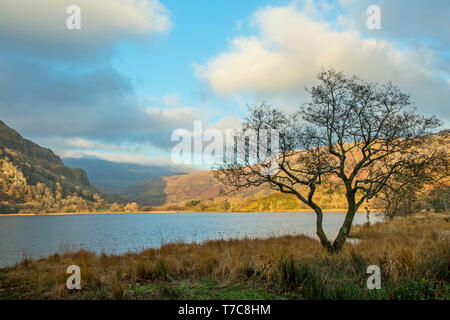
[0,120,104,213]
[62,157,197,191]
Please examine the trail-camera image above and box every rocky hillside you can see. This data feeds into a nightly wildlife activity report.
[0,120,103,213]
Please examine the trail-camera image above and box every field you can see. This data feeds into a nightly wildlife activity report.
[0,212,449,300]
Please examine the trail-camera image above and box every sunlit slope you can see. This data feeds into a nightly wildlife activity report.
[119,131,449,211]
[0,120,104,213]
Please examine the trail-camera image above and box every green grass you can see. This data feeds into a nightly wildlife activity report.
[129,277,286,300]
[275,255,449,300]
[0,272,20,300]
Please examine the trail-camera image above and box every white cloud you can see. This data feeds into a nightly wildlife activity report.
[0,0,171,56]
[81,151,161,166]
[205,116,242,134]
[65,138,129,151]
[145,106,198,129]
[196,4,450,120]
[58,149,200,172]
[337,0,450,50]
[65,138,100,149]
[58,149,157,165]
[58,149,159,165]
[161,93,181,107]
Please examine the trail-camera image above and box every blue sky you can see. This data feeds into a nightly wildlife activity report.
[111,0,295,123]
[0,0,448,168]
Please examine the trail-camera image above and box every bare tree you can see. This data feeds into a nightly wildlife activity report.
[374,135,449,219]
[426,183,450,212]
[215,69,443,252]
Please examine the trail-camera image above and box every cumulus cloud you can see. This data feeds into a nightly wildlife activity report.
[0,0,211,163]
[0,0,171,59]
[146,107,197,129]
[196,3,450,121]
[338,0,450,51]
[0,60,135,137]
[0,57,204,150]
[0,0,180,150]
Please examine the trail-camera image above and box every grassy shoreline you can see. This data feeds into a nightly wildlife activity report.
[1,212,448,300]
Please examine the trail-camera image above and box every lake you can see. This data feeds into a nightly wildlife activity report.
[0,212,382,267]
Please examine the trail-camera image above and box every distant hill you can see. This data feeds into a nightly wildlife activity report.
[0,120,103,213]
[63,157,198,192]
[117,171,223,206]
[116,169,345,211]
[117,132,450,212]
[117,169,291,209]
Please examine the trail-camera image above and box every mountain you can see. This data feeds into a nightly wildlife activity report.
[0,120,103,213]
[0,120,91,188]
[2,118,447,214]
[116,169,345,211]
[117,171,223,206]
[62,157,198,192]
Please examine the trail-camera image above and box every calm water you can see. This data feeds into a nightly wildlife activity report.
[0,212,381,267]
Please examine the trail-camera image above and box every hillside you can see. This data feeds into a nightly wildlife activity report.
[117,169,348,211]
[0,120,104,213]
[63,157,198,191]
[1,118,447,214]
[118,171,224,206]
[118,131,450,212]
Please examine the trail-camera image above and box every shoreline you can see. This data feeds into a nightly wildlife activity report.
[1,213,448,300]
[0,208,374,217]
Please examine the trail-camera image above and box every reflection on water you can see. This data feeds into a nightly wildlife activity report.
[0,212,382,267]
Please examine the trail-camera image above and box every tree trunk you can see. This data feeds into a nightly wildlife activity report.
[310,190,358,253]
[314,206,332,250]
[329,191,357,252]
[329,207,356,252]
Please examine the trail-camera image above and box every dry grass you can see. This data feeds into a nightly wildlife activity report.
[1,212,449,300]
